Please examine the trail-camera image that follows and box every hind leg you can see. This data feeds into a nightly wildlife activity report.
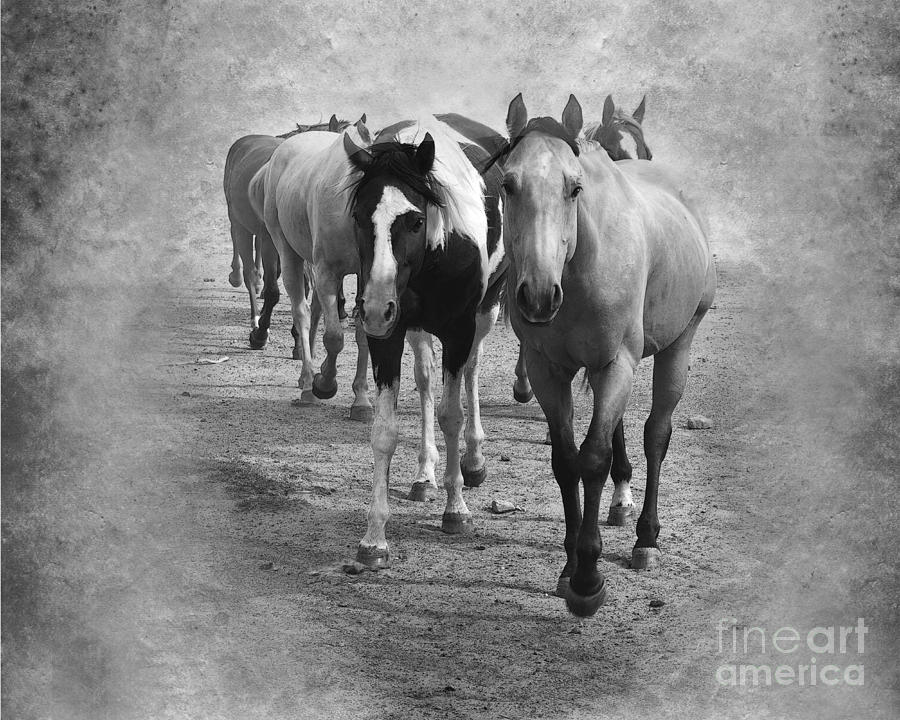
[311,267,345,401]
[460,303,499,488]
[229,214,261,333]
[280,248,317,403]
[633,312,706,570]
[250,231,280,349]
[606,418,635,525]
[513,342,533,403]
[252,235,264,295]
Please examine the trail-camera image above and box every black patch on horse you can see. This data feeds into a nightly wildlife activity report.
[346,141,445,215]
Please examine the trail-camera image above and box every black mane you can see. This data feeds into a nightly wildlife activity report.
[484,116,580,171]
[348,141,445,211]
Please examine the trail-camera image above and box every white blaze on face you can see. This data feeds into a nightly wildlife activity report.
[370,185,418,287]
[618,129,639,160]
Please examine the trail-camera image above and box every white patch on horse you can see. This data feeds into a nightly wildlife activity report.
[371,186,417,286]
[618,129,639,160]
[487,194,505,278]
[610,481,634,509]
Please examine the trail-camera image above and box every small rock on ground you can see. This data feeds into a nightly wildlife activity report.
[686,415,713,429]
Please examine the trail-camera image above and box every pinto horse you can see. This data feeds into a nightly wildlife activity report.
[342,117,505,568]
[498,94,716,616]
[223,115,350,348]
[250,121,374,420]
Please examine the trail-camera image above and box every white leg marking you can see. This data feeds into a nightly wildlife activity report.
[438,370,469,517]
[610,481,634,508]
[360,382,399,551]
[461,305,499,474]
[408,330,438,487]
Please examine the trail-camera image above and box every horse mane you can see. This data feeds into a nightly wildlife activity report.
[276,118,349,139]
[350,117,487,252]
[484,116,581,171]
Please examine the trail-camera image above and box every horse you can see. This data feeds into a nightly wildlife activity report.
[250,120,375,421]
[510,94,654,460]
[222,114,352,350]
[497,94,716,617]
[342,116,506,568]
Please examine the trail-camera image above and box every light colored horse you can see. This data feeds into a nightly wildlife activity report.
[249,123,374,420]
[500,94,716,617]
[223,115,348,348]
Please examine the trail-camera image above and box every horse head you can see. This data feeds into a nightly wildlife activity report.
[502,93,585,324]
[586,95,653,161]
[343,132,441,338]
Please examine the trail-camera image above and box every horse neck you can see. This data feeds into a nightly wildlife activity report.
[574,154,643,259]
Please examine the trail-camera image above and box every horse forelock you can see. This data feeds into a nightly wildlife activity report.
[484,116,581,172]
[371,117,487,253]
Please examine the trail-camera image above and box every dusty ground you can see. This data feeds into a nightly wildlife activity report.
[3,1,899,718]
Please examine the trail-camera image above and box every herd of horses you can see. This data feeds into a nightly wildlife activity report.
[221,94,715,617]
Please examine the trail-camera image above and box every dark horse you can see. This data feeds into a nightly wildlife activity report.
[342,117,506,568]
[498,94,716,616]
[222,114,352,349]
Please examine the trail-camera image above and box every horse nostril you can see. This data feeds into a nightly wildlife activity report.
[384,300,396,322]
[516,282,529,309]
[551,284,563,309]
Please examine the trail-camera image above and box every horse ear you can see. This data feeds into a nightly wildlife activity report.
[359,113,367,124]
[561,94,583,136]
[416,133,436,174]
[343,132,373,168]
[506,93,528,139]
[328,114,340,132]
[602,95,615,127]
[354,116,372,145]
[633,96,646,124]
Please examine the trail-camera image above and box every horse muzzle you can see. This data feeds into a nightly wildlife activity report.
[515,280,563,325]
[359,295,399,339]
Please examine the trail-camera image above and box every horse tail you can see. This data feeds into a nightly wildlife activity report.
[247,164,267,223]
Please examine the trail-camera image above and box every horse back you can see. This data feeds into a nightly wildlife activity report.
[224,135,283,231]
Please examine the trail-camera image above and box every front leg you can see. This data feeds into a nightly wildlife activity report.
[356,326,405,569]
[460,304,500,487]
[406,330,439,501]
[524,346,580,597]
[310,267,344,401]
[566,352,636,617]
[437,319,477,534]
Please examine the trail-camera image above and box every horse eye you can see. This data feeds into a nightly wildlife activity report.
[411,217,424,232]
[501,180,514,195]
[571,186,583,198]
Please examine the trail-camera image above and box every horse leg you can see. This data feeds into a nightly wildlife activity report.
[228,220,242,288]
[308,270,322,362]
[280,249,316,403]
[349,314,373,422]
[512,342,533,403]
[460,304,499,488]
[250,231,280,350]
[337,286,348,321]
[633,313,704,570]
[356,328,405,569]
[438,321,477,534]
[565,352,636,617]
[229,215,261,335]
[406,330,439,501]
[311,268,344,401]
[525,346,579,597]
[606,418,635,525]
[252,235,264,296]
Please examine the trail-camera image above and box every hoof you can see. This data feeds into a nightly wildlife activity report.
[407,481,436,502]
[513,385,533,404]
[631,546,661,570]
[441,512,474,535]
[564,578,608,617]
[295,389,321,405]
[249,328,268,350]
[461,464,487,488]
[228,272,241,287]
[312,373,337,400]
[607,504,635,526]
[555,575,570,598]
[356,544,391,569]
[349,405,374,423]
